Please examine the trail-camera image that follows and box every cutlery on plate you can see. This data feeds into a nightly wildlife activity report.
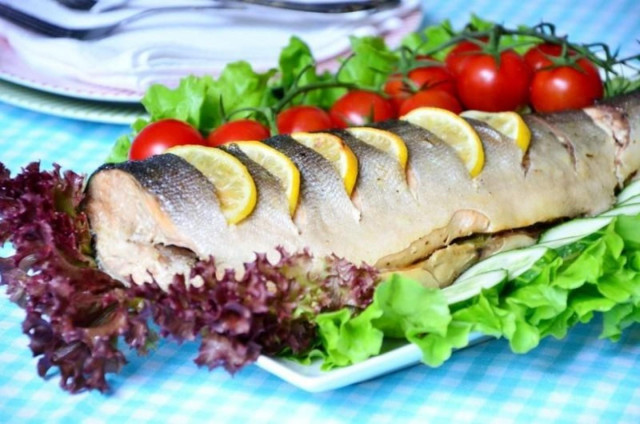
[55,0,131,12]
[0,4,238,40]
[2,0,401,40]
[55,0,99,10]
[54,0,400,13]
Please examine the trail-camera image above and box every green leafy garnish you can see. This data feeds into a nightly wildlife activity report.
[315,274,452,368]
[401,19,455,60]
[337,36,399,91]
[277,37,345,109]
[311,215,640,369]
[105,135,132,164]
[142,75,216,130]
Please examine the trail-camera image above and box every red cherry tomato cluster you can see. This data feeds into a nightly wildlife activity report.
[130,91,398,160]
[129,40,604,161]
[383,40,603,115]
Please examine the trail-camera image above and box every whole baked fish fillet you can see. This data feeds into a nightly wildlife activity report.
[84,91,640,289]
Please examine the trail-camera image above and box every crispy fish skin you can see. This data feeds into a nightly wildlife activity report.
[85,92,640,287]
[85,154,227,286]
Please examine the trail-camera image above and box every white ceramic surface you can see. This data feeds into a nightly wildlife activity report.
[256,333,490,392]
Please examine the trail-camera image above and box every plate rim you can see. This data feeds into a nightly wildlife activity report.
[0,78,146,125]
[255,333,490,392]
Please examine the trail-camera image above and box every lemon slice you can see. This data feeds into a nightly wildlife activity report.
[346,127,408,170]
[460,110,531,153]
[166,145,257,224]
[229,141,300,216]
[401,107,484,177]
[290,132,359,195]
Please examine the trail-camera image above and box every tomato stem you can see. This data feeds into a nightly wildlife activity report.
[413,24,624,78]
[273,81,358,113]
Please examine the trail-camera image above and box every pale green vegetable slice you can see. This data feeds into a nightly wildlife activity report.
[616,179,640,204]
[599,202,640,217]
[443,269,508,305]
[538,216,613,249]
[456,246,549,282]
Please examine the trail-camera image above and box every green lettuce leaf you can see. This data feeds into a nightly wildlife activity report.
[401,20,455,60]
[205,62,276,130]
[616,215,640,249]
[315,305,383,369]
[605,75,640,97]
[372,274,451,338]
[408,321,472,366]
[537,309,578,339]
[452,290,513,338]
[507,285,568,323]
[314,274,450,368]
[508,317,540,353]
[142,75,216,130]
[337,36,399,91]
[277,37,345,109]
[310,213,640,371]
[139,64,275,134]
[569,285,618,322]
[601,303,639,341]
[104,135,132,163]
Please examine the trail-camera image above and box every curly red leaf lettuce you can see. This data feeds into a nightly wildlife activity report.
[132,250,378,373]
[0,162,153,393]
[0,162,379,393]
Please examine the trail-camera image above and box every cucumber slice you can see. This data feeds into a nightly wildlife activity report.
[618,194,640,206]
[599,202,640,217]
[456,245,549,282]
[617,179,640,204]
[538,216,613,249]
[443,269,507,305]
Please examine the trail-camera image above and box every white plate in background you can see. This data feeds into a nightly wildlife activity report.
[0,3,422,104]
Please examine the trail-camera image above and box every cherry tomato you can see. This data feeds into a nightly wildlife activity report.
[530,58,603,113]
[329,90,395,128]
[399,89,463,116]
[456,50,532,112]
[444,38,486,76]
[383,76,408,113]
[408,66,457,96]
[129,119,205,161]
[207,119,271,146]
[276,105,333,134]
[524,43,575,72]
[383,75,407,99]
[384,66,456,99]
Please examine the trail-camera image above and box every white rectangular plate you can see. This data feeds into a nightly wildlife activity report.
[256,332,490,392]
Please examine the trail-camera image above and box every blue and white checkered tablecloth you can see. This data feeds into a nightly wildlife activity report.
[1,0,640,422]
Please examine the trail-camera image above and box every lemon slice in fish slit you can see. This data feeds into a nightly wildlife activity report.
[290,132,359,195]
[401,107,485,177]
[166,145,257,225]
[346,127,408,170]
[460,110,531,153]
[228,141,300,216]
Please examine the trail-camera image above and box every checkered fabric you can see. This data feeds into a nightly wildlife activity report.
[1,0,640,422]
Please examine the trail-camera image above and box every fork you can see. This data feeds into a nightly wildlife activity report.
[55,0,100,10]
[0,0,401,40]
[0,4,237,39]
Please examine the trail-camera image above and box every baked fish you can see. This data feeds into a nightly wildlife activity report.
[84,91,640,289]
